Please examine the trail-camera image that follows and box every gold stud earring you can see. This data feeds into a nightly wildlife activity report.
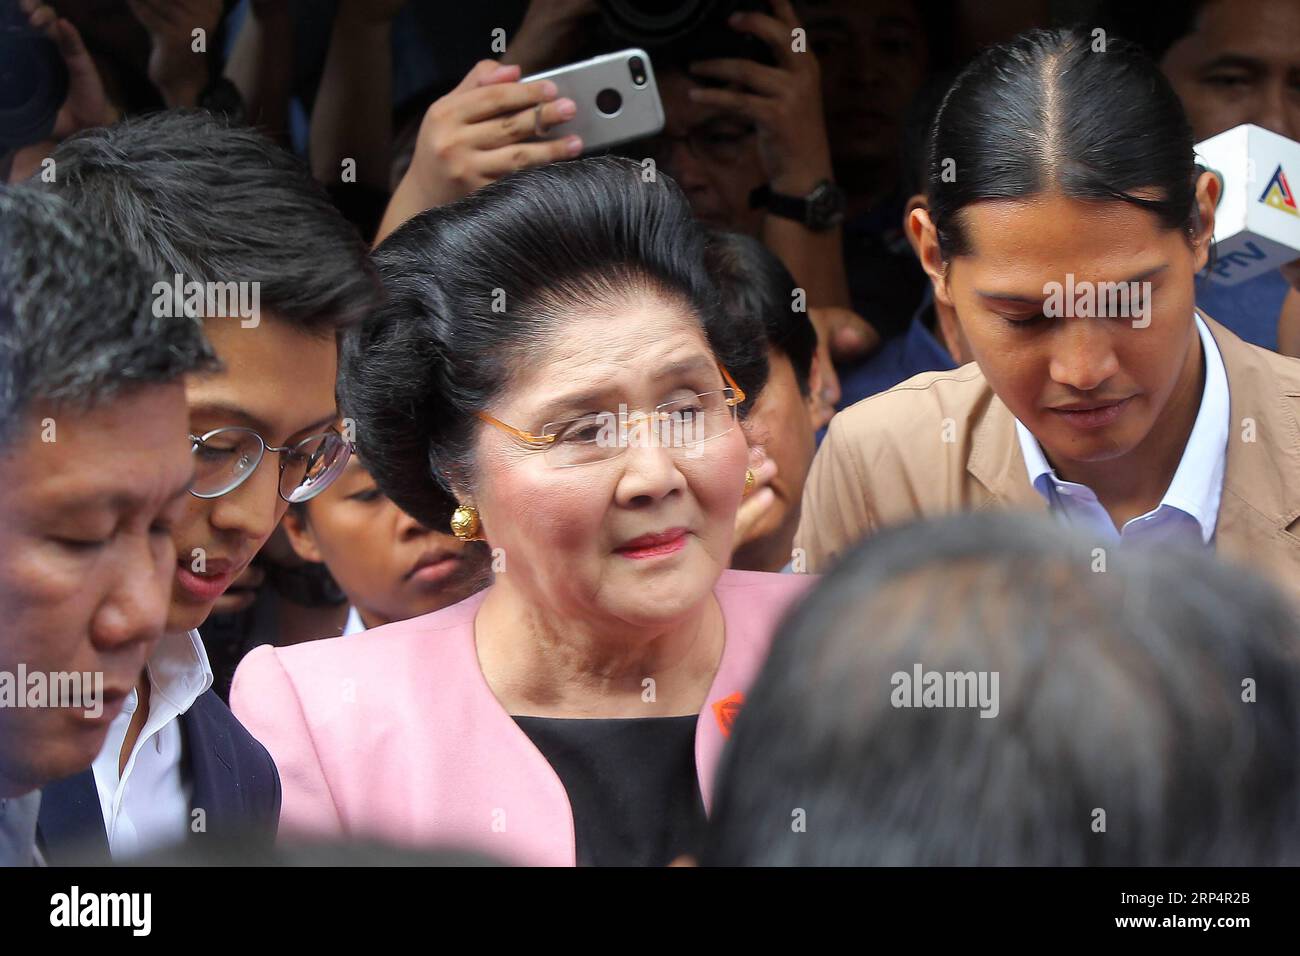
[450,504,484,542]
[743,468,756,497]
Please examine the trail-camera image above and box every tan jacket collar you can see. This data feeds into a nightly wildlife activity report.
[1207,315,1300,524]
[967,384,1047,513]
[964,314,1300,537]
[1205,315,1300,570]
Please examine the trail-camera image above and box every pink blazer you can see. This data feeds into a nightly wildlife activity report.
[230,568,813,865]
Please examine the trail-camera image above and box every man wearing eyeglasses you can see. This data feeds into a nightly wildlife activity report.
[34,111,377,863]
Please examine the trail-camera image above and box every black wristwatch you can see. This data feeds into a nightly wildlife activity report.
[749,178,847,231]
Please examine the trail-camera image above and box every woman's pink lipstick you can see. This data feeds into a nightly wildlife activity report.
[615,528,688,560]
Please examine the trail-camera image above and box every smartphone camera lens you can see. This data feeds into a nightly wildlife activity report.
[628,57,647,88]
[596,88,623,116]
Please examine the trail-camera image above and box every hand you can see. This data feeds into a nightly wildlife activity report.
[1282,258,1300,293]
[407,59,583,207]
[127,0,225,107]
[806,322,841,426]
[19,0,119,138]
[501,0,600,76]
[687,0,834,195]
[810,304,878,366]
[733,452,779,554]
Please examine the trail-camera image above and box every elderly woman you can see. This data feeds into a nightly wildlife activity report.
[231,157,813,866]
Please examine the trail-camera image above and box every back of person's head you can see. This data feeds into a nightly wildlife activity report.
[704,512,1300,865]
[705,231,810,405]
[339,156,767,532]
[927,26,1198,258]
[0,184,214,447]
[40,110,376,335]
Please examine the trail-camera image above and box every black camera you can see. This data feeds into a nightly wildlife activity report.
[598,0,776,67]
[0,1,68,156]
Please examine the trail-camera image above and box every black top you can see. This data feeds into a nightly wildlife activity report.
[512,714,708,867]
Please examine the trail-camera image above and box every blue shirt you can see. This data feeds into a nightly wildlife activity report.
[1015,314,1229,546]
[1195,270,1288,352]
[837,289,958,410]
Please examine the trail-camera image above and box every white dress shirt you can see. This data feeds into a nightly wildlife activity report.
[1014,313,1229,546]
[91,628,212,860]
[343,606,366,636]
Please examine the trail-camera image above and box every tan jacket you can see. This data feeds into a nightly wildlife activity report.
[794,315,1300,605]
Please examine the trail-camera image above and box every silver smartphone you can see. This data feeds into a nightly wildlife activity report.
[523,48,665,154]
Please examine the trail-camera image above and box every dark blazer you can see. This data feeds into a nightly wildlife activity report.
[36,689,281,864]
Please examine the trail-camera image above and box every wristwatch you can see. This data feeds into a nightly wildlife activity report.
[749,178,847,231]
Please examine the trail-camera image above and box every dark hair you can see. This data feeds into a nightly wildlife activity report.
[927,27,1198,258]
[705,231,810,401]
[0,185,216,447]
[704,512,1300,865]
[1096,0,1211,63]
[339,156,766,532]
[40,110,377,334]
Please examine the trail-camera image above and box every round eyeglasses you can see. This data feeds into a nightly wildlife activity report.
[188,426,352,502]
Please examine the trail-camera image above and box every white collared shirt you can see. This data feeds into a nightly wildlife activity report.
[343,606,366,636]
[91,628,212,860]
[1014,313,1229,546]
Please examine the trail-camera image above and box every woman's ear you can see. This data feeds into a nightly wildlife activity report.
[1191,169,1220,272]
[909,204,954,308]
[281,506,324,565]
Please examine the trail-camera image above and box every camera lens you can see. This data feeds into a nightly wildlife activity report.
[628,56,647,88]
[596,88,623,116]
[0,26,69,151]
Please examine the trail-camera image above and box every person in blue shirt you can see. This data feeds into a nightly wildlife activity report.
[1101,0,1300,352]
